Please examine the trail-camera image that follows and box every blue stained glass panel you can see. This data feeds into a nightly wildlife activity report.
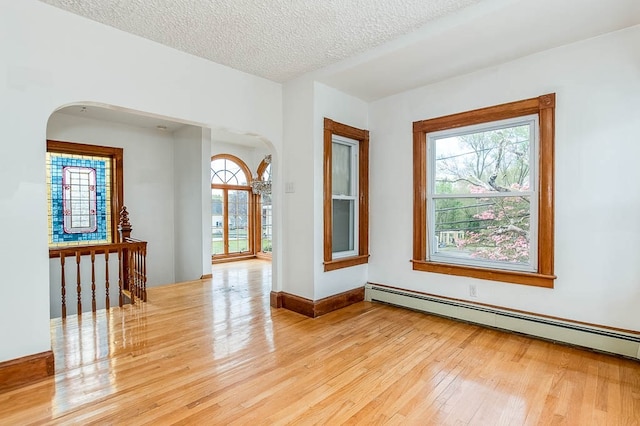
[47,152,112,246]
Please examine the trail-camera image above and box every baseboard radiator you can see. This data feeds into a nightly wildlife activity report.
[365,283,640,360]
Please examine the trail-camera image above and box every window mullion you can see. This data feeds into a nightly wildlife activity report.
[431,192,534,199]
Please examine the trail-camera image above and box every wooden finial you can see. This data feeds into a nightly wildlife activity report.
[118,206,132,240]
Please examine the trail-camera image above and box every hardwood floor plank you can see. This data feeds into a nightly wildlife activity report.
[1,259,638,424]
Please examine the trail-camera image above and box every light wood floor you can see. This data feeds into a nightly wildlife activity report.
[1,260,639,425]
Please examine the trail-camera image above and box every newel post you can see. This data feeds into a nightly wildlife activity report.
[118,206,132,241]
[118,206,132,291]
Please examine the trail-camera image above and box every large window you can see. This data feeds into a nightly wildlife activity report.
[412,94,556,287]
[47,140,123,248]
[323,118,369,271]
[211,155,253,259]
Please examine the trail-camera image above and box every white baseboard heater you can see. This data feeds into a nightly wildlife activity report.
[365,283,640,360]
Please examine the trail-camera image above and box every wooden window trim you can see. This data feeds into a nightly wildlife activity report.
[254,158,272,257]
[47,140,124,255]
[323,118,370,272]
[256,158,270,180]
[412,94,556,288]
[211,154,254,260]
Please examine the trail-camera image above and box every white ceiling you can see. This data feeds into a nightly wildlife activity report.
[42,0,639,133]
[38,0,640,102]
[38,0,482,83]
[316,0,640,100]
[55,104,268,149]
[56,104,189,132]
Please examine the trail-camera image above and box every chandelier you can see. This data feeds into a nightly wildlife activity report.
[251,155,272,195]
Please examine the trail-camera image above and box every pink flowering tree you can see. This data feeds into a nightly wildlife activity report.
[434,124,532,265]
[453,184,530,263]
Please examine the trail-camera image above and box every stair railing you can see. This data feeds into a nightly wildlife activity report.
[49,206,147,318]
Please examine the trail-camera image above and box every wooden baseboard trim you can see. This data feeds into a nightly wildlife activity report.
[315,287,365,317]
[212,254,257,264]
[281,293,316,317]
[276,287,365,318]
[0,351,54,392]
[256,252,272,261]
[270,291,283,308]
[200,274,213,279]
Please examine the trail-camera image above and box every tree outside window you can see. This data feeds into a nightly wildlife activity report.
[429,116,537,272]
[413,94,556,287]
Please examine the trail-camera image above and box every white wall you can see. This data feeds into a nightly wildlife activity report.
[0,1,281,363]
[312,83,369,300]
[47,112,177,287]
[200,128,213,278]
[282,77,368,300]
[174,125,211,282]
[282,77,316,299]
[5,0,636,367]
[281,80,369,300]
[368,26,640,330]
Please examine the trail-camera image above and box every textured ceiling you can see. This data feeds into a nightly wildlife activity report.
[38,0,481,82]
[319,0,640,100]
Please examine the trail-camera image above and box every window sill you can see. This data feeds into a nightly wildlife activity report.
[324,254,370,272]
[411,259,556,288]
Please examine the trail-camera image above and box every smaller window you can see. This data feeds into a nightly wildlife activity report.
[323,118,369,271]
[47,140,123,249]
[332,136,358,258]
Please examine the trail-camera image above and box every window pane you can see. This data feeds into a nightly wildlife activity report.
[332,199,354,253]
[48,151,111,247]
[64,167,97,232]
[433,196,531,265]
[434,124,531,195]
[261,164,271,182]
[211,158,248,185]
[261,192,272,253]
[228,190,249,253]
[211,188,224,255]
[332,142,352,196]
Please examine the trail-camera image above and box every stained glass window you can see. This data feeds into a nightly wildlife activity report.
[63,166,97,232]
[47,152,112,247]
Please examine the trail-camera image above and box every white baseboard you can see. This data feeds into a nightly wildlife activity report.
[365,283,640,359]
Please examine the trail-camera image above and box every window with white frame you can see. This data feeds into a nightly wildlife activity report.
[412,94,556,288]
[332,135,359,258]
[323,118,369,272]
[428,115,538,272]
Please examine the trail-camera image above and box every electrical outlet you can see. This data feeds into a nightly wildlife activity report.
[469,284,478,298]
